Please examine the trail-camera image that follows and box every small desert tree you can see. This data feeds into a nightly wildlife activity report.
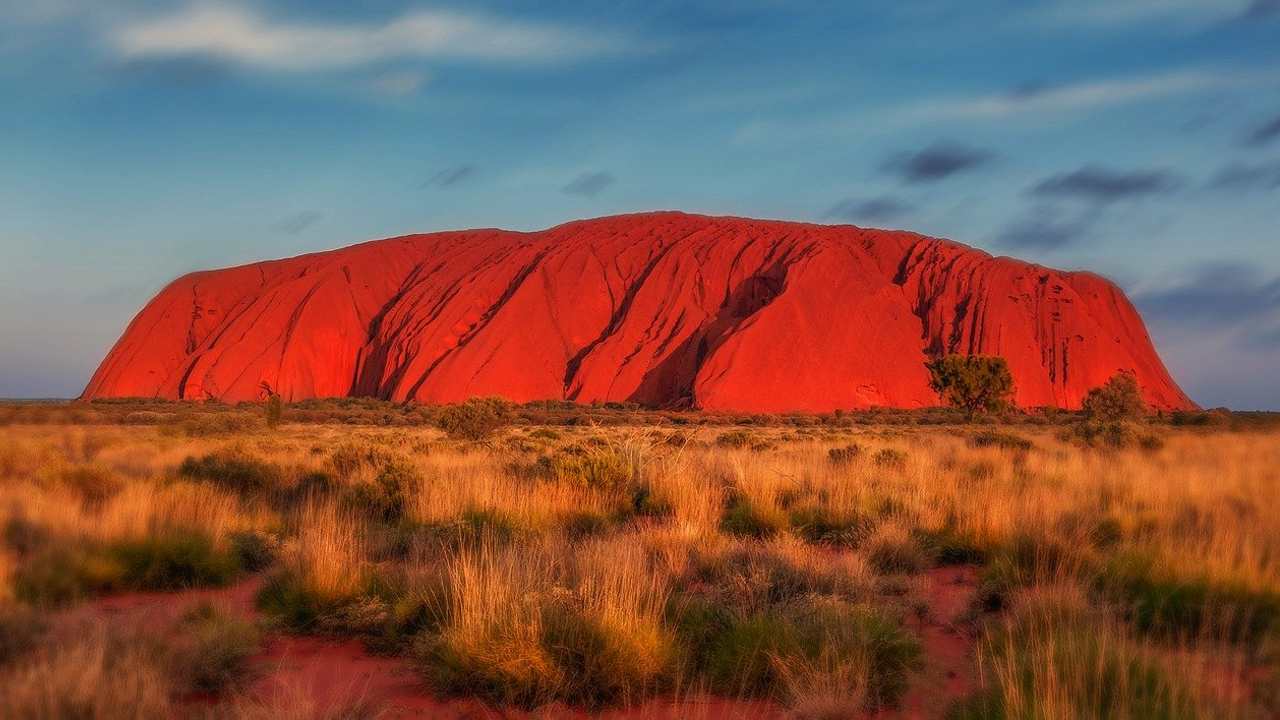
[925,355,1016,420]
[1075,371,1150,447]
[1081,371,1146,423]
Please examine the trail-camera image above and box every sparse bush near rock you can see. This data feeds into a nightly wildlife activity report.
[714,430,754,449]
[178,449,284,496]
[925,355,1016,420]
[1082,371,1147,424]
[968,431,1033,452]
[436,397,514,441]
[827,444,862,465]
[872,448,907,469]
[169,601,260,693]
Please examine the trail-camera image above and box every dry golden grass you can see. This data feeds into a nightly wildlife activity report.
[0,412,1277,717]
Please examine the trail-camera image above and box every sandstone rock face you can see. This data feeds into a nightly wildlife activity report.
[83,212,1194,412]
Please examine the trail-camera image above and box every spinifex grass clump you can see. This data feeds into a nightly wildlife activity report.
[414,537,673,708]
[954,585,1212,720]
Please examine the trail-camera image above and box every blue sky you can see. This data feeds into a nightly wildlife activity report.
[2,0,1278,408]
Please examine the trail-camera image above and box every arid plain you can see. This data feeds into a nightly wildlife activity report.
[0,399,1276,719]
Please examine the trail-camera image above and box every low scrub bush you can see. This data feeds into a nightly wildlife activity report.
[872,448,908,469]
[684,540,875,616]
[693,599,919,710]
[721,498,789,539]
[535,445,634,491]
[169,602,260,693]
[436,398,514,441]
[415,539,674,708]
[789,507,872,548]
[953,585,1210,720]
[229,530,276,572]
[865,522,927,575]
[178,449,285,496]
[111,529,241,591]
[0,604,48,666]
[1099,551,1280,647]
[968,431,1033,452]
[827,444,862,465]
[0,623,175,718]
[14,545,127,605]
[58,465,123,507]
[343,457,420,522]
[715,430,755,449]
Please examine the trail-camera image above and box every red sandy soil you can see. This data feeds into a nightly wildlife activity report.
[82,211,1192,413]
[877,566,981,720]
[57,567,984,719]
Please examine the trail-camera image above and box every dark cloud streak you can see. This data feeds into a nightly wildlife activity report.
[1240,0,1280,20]
[271,211,323,235]
[423,165,476,188]
[1135,263,1280,329]
[562,171,615,197]
[997,205,1094,251]
[1244,112,1280,146]
[1209,161,1280,190]
[825,196,913,223]
[881,142,994,184]
[1029,166,1181,204]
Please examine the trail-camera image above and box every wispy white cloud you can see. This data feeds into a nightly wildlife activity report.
[108,3,627,70]
[368,69,431,97]
[734,67,1267,143]
[1028,0,1251,28]
[895,69,1243,122]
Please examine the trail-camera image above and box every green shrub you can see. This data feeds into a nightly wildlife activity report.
[0,604,48,666]
[1099,551,1280,647]
[827,444,862,465]
[328,442,394,480]
[417,508,524,550]
[873,448,908,469]
[178,449,284,495]
[13,545,126,605]
[415,632,563,708]
[59,465,123,507]
[789,507,872,547]
[1082,372,1147,424]
[686,542,873,616]
[968,431,1033,452]
[630,483,674,519]
[229,530,275,572]
[256,572,329,630]
[264,394,284,429]
[170,602,260,693]
[3,515,49,556]
[915,526,987,566]
[111,529,240,591]
[715,430,754,449]
[563,510,614,540]
[436,398,514,441]
[697,600,920,708]
[720,498,788,539]
[344,458,420,522]
[536,446,633,491]
[952,587,1208,720]
[866,524,927,575]
[540,603,674,707]
[924,355,1015,420]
